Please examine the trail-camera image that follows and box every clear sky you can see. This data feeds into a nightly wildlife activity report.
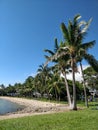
[0,0,98,86]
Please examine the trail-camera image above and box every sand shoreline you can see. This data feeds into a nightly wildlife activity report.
[0,96,69,120]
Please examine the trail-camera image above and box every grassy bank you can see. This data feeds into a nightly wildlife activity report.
[0,108,98,130]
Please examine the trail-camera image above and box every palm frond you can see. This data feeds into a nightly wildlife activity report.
[68,20,74,44]
[80,18,92,34]
[84,54,98,72]
[44,48,68,66]
[44,49,54,55]
[74,14,81,21]
[78,20,87,28]
[37,68,42,72]
[80,40,95,50]
[54,38,59,52]
[44,55,50,60]
[39,64,44,69]
[61,22,70,42]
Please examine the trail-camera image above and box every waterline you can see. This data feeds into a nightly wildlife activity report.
[0,99,24,115]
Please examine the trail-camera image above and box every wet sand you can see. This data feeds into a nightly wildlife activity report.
[0,96,69,120]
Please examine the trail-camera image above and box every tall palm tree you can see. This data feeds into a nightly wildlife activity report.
[75,19,98,107]
[60,15,82,110]
[45,39,72,107]
[60,14,93,110]
[77,43,95,107]
[45,14,96,110]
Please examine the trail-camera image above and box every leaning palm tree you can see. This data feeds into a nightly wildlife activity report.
[45,39,72,107]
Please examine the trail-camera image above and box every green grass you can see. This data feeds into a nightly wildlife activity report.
[0,107,98,130]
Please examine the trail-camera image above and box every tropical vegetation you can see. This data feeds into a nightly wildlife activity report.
[0,14,98,111]
[44,14,98,110]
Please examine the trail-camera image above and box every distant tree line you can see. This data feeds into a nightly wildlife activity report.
[0,66,98,102]
[0,69,84,101]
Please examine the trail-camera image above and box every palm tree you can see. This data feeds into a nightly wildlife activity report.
[48,66,64,101]
[60,14,93,110]
[45,14,96,110]
[76,26,97,107]
[45,39,72,107]
[78,53,94,108]
[60,15,82,110]
[37,64,52,98]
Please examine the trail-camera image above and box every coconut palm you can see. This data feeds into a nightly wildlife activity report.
[48,66,64,101]
[59,13,97,110]
[37,64,52,98]
[45,14,96,110]
[75,19,98,107]
[77,42,97,108]
[45,39,72,107]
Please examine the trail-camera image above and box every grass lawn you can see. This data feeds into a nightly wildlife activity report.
[0,106,98,130]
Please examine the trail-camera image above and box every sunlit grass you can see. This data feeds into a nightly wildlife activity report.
[0,104,98,130]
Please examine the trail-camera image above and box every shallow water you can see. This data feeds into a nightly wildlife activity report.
[0,98,24,115]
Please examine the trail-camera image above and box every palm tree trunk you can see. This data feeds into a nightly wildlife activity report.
[62,68,72,108]
[71,59,77,110]
[55,87,58,101]
[80,62,89,108]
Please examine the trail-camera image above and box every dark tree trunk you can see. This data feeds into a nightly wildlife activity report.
[71,58,77,110]
[55,87,58,101]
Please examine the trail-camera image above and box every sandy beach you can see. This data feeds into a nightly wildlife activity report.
[0,96,69,120]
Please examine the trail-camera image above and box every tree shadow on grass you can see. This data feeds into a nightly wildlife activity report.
[89,103,98,110]
[89,103,98,107]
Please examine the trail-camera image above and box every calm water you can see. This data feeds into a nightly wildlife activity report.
[0,99,24,115]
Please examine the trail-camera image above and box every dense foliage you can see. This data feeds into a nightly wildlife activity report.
[0,70,84,102]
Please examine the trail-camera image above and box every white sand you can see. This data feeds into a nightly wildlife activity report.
[0,96,69,120]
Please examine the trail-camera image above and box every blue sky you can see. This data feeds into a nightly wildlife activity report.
[0,0,98,86]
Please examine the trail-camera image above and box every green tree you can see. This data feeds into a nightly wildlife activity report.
[48,65,65,101]
[45,39,72,107]
[74,17,98,107]
[76,31,96,107]
[37,64,52,98]
[84,66,98,90]
[0,84,6,96]
[60,14,96,110]
[45,14,97,110]
[5,84,16,96]
[83,66,98,100]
